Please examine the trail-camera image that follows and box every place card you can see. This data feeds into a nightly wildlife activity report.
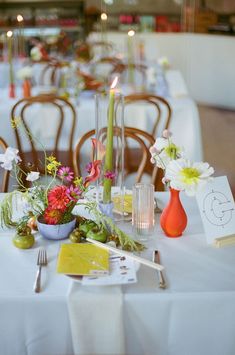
[81,254,138,286]
[196,176,235,245]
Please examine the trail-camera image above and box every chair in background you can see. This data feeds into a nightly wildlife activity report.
[10,94,76,181]
[122,94,172,190]
[114,63,147,89]
[0,137,10,192]
[90,56,123,85]
[73,127,164,191]
[124,93,172,137]
[40,59,67,86]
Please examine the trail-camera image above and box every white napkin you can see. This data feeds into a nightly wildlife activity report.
[67,283,125,355]
[165,70,188,98]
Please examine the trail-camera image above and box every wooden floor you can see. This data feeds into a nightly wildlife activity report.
[198,104,235,197]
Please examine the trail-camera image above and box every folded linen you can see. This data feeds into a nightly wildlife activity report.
[67,283,125,355]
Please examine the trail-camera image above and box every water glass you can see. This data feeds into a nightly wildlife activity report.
[132,183,155,241]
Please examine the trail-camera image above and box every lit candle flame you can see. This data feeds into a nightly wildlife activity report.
[17,14,24,22]
[101,12,108,21]
[128,30,135,37]
[7,31,13,38]
[110,76,118,90]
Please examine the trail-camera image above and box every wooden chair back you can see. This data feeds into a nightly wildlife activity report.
[73,127,164,190]
[0,137,10,192]
[114,63,147,88]
[40,59,68,86]
[124,93,172,137]
[11,94,76,176]
[90,56,123,85]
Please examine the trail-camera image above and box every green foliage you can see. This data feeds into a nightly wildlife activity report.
[84,200,145,252]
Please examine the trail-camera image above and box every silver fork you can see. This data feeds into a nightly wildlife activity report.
[34,249,47,293]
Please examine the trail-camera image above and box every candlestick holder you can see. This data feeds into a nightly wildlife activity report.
[95,92,124,217]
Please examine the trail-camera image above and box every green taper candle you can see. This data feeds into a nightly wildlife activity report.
[103,76,118,203]
[7,31,14,85]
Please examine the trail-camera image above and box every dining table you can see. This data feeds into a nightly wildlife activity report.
[0,191,235,355]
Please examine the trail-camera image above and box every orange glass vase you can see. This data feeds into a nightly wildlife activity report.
[23,79,31,98]
[160,188,187,238]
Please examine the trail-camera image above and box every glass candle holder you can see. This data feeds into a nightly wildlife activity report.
[132,183,155,241]
[95,91,125,212]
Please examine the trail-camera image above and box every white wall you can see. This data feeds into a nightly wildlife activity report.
[89,32,235,109]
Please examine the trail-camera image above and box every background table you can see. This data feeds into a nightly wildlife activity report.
[0,192,235,355]
[0,70,203,163]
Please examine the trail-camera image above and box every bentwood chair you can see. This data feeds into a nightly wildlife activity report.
[0,137,10,192]
[90,57,123,85]
[114,63,147,89]
[124,93,172,137]
[73,127,164,191]
[40,59,68,86]
[10,94,76,181]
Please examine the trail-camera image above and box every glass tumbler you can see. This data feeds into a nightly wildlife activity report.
[132,183,155,241]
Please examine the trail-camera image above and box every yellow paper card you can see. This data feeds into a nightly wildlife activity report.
[57,244,109,276]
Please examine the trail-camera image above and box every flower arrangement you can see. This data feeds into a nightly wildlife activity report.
[150,130,214,238]
[149,130,214,196]
[0,125,144,251]
[158,56,170,70]
[16,66,33,80]
[30,44,49,62]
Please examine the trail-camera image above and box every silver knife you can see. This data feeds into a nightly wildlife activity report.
[152,250,166,289]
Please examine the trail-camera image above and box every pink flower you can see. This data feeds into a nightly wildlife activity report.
[162,130,172,139]
[57,166,74,182]
[84,160,101,187]
[66,185,82,201]
[104,170,116,180]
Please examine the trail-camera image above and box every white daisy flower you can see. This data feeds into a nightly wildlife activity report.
[165,158,214,196]
[153,137,168,151]
[150,137,181,169]
[30,46,42,61]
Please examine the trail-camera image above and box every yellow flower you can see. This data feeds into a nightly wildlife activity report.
[74,177,83,187]
[46,155,61,174]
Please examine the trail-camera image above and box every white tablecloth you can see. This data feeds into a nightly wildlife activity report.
[0,192,235,355]
[0,70,203,162]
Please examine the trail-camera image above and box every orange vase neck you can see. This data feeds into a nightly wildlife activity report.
[23,79,31,98]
